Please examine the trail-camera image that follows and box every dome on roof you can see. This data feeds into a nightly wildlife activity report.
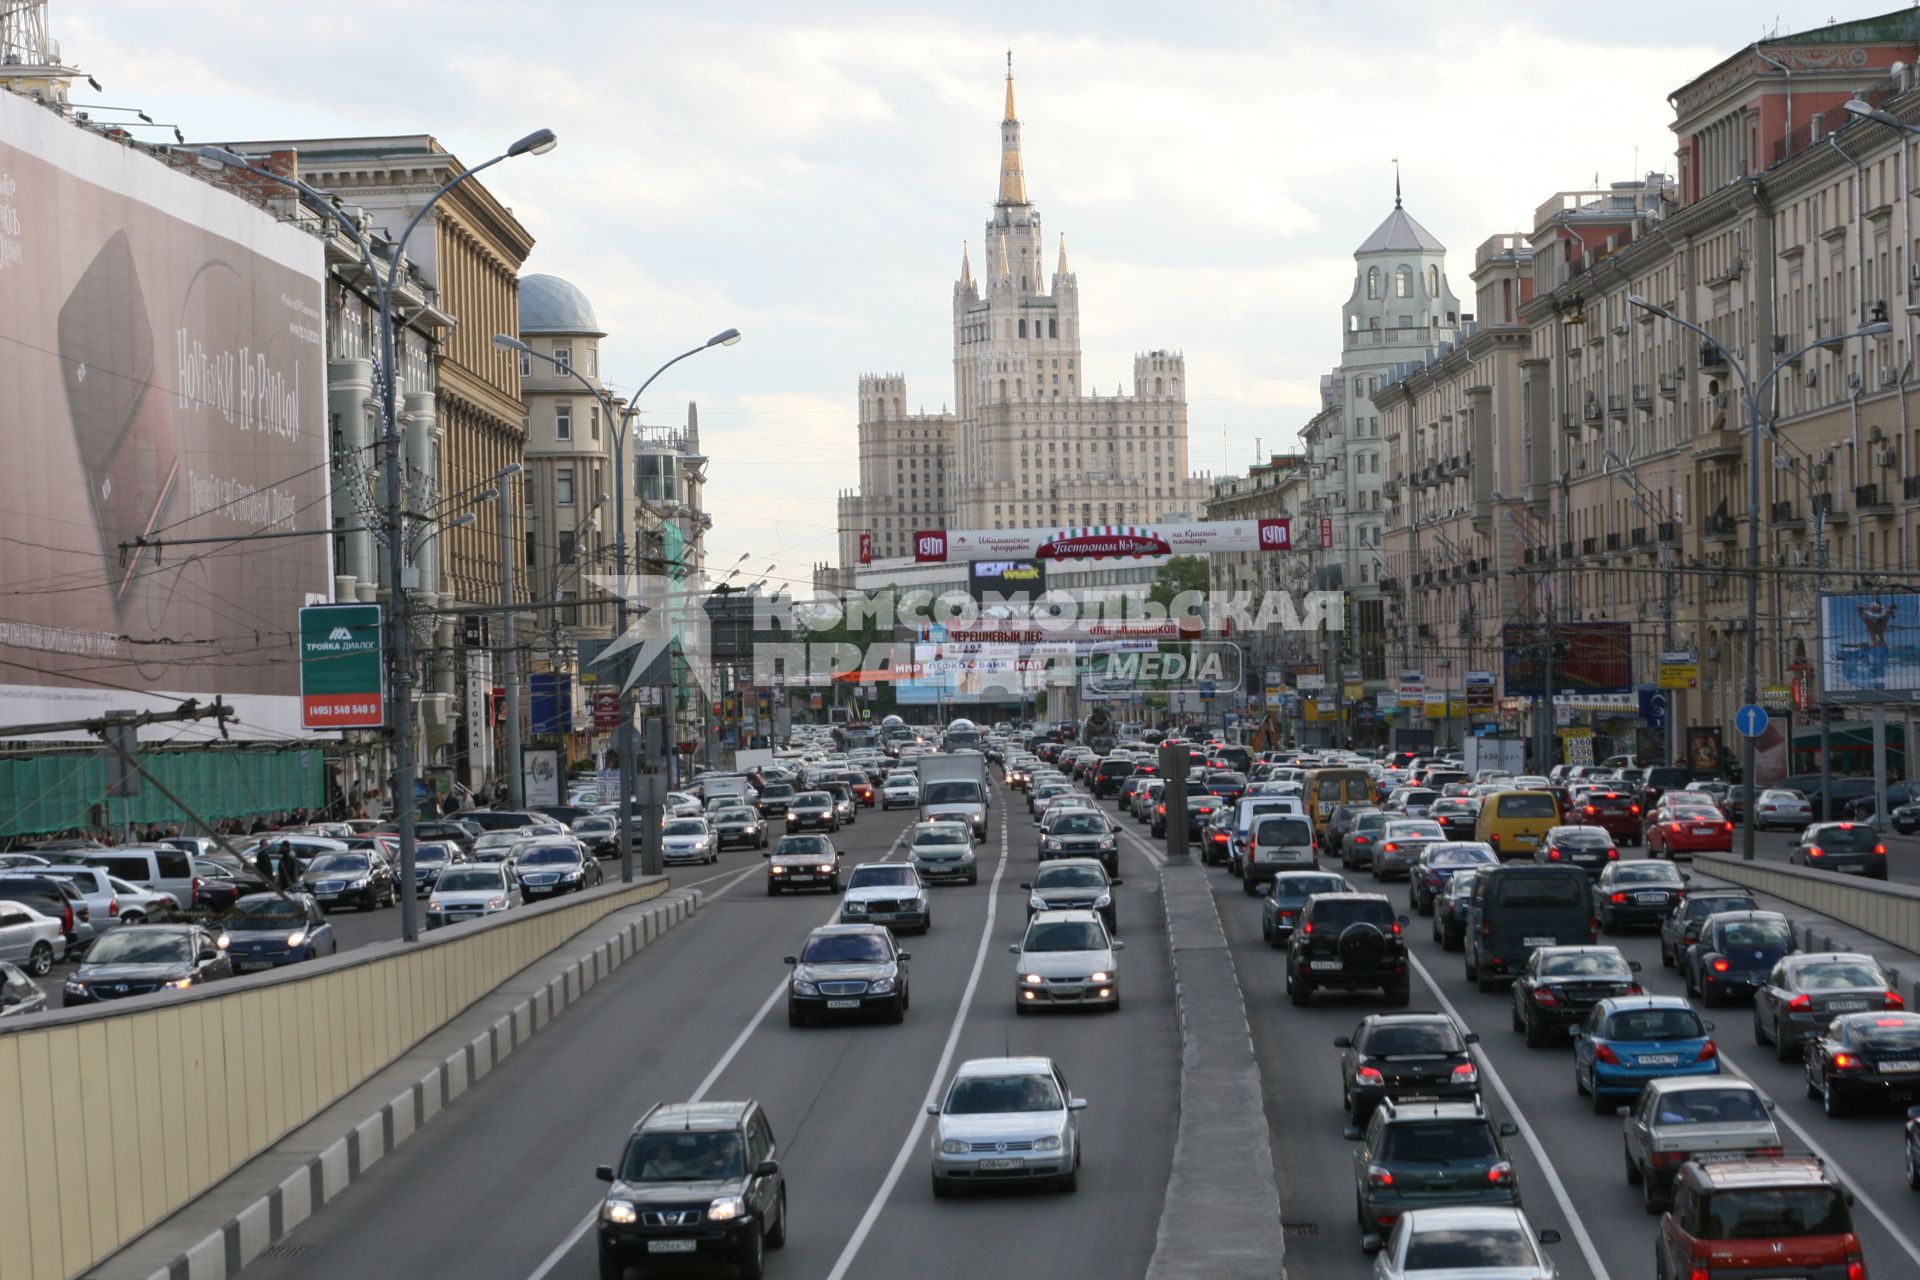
[519,274,606,336]
[1355,205,1445,257]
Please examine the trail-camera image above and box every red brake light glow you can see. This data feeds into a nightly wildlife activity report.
[1711,958,1730,972]
[1595,1043,1620,1064]
[1787,993,1813,1011]
[1610,892,1627,904]
[1832,1051,1858,1069]
[1697,1040,1718,1062]
[1886,991,1905,1010]
[1355,1065,1384,1084]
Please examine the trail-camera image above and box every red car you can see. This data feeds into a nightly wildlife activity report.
[1657,1158,1866,1280]
[1575,791,1644,845]
[1644,799,1733,859]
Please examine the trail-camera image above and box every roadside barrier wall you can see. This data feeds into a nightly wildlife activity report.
[1692,853,1920,951]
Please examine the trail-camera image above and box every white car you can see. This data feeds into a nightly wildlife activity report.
[1010,909,1122,1013]
[840,863,931,932]
[927,1056,1086,1196]
[1753,788,1814,830]
[107,875,179,924]
[908,821,978,885]
[665,792,704,819]
[661,819,719,866]
[0,900,65,976]
[424,865,521,929]
[881,775,922,809]
[1367,1205,1561,1275]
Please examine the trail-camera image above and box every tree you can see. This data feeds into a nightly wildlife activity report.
[1147,555,1210,615]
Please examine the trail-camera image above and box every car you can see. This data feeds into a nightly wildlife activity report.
[1178,795,1225,843]
[593,1098,787,1279]
[1335,1013,1482,1122]
[1425,797,1478,841]
[1431,868,1482,952]
[840,863,931,933]
[1239,811,1319,891]
[1573,995,1718,1113]
[424,864,521,928]
[785,791,838,833]
[1463,865,1594,993]
[1347,1099,1519,1241]
[1562,789,1642,844]
[1366,1205,1561,1275]
[300,851,398,912]
[1592,859,1687,933]
[1202,770,1248,806]
[1536,824,1619,876]
[0,873,93,955]
[1011,909,1122,1013]
[1023,860,1119,933]
[907,821,977,885]
[1374,819,1446,882]
[665,792,704,819]
[1038,808,1120,875]
[785,923,908,1025]
[1259,870,1349,946]
[61,923,230,1006]
[927,1056,1086,1196]
[1408,841,1497,916]
[840,772,877,807]
[1659,890,1759,970]
[763,834,841,895]
[1754,950,1903,1061]
[1801,1009,1920,1116]
[1508,945,1642,1047]
[65,844,198,908]
[0,900,65,976]
[1091,757,1136,798]
[822,782,859,826]
[1790,821,1889,879]
[710,807,768,851]
[21,863,152,933]
[1473,790,1562,859]
[215,893,337,970]
[1342,810,1389,870]
[405,842,464,896]
[661,819,720,867]
[568,814,620,859]
[1644,798,1732,859]
[1656,1158,1863,1280]
[1325,804,1380,859]
[516,841,605,897]
[0,959,46,1016]
[1753,788,1815,830]
[106,875,180,923]
[1130,778,1165,823]
[1287,892,1410,1007]
[754,782,797,819]
[1619,1078,1782,1212]
[1682,910,1795,1005]
[880,775,921,809]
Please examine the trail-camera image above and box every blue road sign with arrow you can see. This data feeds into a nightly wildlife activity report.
[1735,704,1769,738]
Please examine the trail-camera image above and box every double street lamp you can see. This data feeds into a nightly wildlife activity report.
[492,328,741,881]
[1626,293,1889,859]
[201,128,558,940]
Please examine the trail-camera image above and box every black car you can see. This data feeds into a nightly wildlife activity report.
[216,893,337,970]
[1790,821,1889,879]
[1343,811,1389,870]
[756,783,797,818]
[784,924,909,1025]
[569,815,620,859]
[1683,910,1795,1005]
[1431,869,1483,952]
[1287,892,1411,1007]
[711,807,769,851]
[300,851,398,911]
[1326,804,1379,859]
[1334,1013,1481,1122]
[1427,798,1478,840]
[1593,860,1687,933]
[1039,810,1120,876]
[1091,757,1136,798]
[1804,1011,1920,1116]
[62,923,231,1006]
[1660,892,1759,970]
[1182,796,1225,841]
[515,841,604,899]
[786,791,837,832]
[595,1099,787,1279]
[1347,1100,1519,1245]
[1508,945,1641,1047]
[1537,825,1619,877]
[378,819,477,856]
[1261,870,1350,946]
[1023,860,1120,933]
[1409,843,1497,916]
[1203,771,1249,806]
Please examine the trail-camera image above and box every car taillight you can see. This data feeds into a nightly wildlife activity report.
[1157,804,1165,814]
[1301,923,1313,936]
[1481,920,1492,937]
[1630,805,1641,815]
[1607,848,1619,860]
[1584,805,1597,815]
[1697,1040,1717,1062]
[1687,1267,1711,1280]
[108,897,119,917]
[1608,891,1627,904]
[1391,920,1402,935]
[1670,822,1684,832]
[1846,1252,1866,1280]
[1627,983,1644,994]
[1595,1043,1620,1064]
[1279,911,1295,921]
[1886,991,1906,1010]
[1876,845,1887,856]
[1832,1051,1859,1069]
[1487,1161,1513,1184]
[1723,821,1733,833]
[62,906,73,934]
[1366,1164,1393,1187]
[1590,918,1599,942]
[1548,849,1562,860]
[1809,847,1825,858]
[1649,1150,1686,1167]
[1355,1065,1384,1084]
[1787,993,1813,1011]
[1711,958,1730,972]
[1532,988,1559,1006]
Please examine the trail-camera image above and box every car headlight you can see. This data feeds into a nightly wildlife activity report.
[1089,970,1113,983]
[563,870,583,881]
[215,933,230,950]
[349,879,368,890]
[843,901,867,914]
[792,979,819,996]
[706,1196,746,1222]
[602,1199,637,1225]
[1098,838,1116,851]
[817,864,835,874]
[869,977,896,994]
[64,980,86,994]
[164,976,193,990]
[1029,895,1048,911]
[427,898,442,911]
[487,897,506,909]
[1043,839,1062,851]
[941,1138,971,1155]
[1022,972,1045,985]
[771,865,787,874]
[1032,1135,1062,1151]
[1094,893,1111,908]
[286,930,307,948]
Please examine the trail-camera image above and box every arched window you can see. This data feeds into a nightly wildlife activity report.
[1018,318,1027,338]
[1154,376,1164,395]
[1349,315,1359,332]
[1429,265,1440,296]
[999,378,1008,399]
[1395,267,1411,298]
[1367,268,1380,299]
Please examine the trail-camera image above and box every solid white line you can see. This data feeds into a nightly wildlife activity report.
[523,824,912,1280]
[821,803,1011,1280]
[1405,951,1613,1280]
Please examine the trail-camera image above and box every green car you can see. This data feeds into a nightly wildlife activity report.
[1347,1099,1521,1248]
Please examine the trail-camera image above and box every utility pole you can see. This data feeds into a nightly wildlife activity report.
[497,471,524,808]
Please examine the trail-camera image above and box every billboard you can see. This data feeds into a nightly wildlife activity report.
[0,92,329,736]
[967,558,1047,602]
[1821,592,1920,702]
[299,604,384,730]
[1501,622,1634,695]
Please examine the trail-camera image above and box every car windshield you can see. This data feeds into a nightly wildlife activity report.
[1023,921,1109,952]
[1431,846,1495,867]
[1556,829,1613,848]
[1403,1227,1536,1269]
[1613,864,1683,885]
[1447,873,1480,898]
[1361,1022,1463,1055]
[1854,1018,1920,1050]
[1540,952,1630,978]
[305,854,369,875]
[1655,1087,1769,1124]
[886,778,917,789]
[226,900,304,929]
[1717,920,1792,949]
[620,1131,744,1182]
[1498,794,1558,818]
[794,794,831,809]
[436,869,503,892]
[944,1074,1063,1114]
[1797,961,1885,990]
[1252,817,1313,846]
[1688,897,1757,921]
[86,931,193,964]
[914,828,968,846]
[1275,875,1346,902]
[714,810,754,824]
[1698,1188,1850,1240]
[1053,814,1108,835]
[1813,825,1882,851]
[848,866,914,889]
[519,846,577,866]
[1354,814,1387,833]
[1494,874,1584,908]
[762,784,794,798]
[1308,899,1393,930]
[1379,1121,1497,1163]
[1388,822,1445,840]
[926,782,980,804]
[1035,866,1106,889]
[664,821,707,837]
[777,837,832,856]
[1760,791,1805,803]
[801,933,890,963]
[1604,1008,1705,1040]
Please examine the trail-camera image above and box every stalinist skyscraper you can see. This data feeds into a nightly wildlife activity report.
[838,59,1207,570]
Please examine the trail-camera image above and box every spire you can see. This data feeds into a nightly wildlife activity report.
[960,241,973,286]
[1393,156,1402,208]
[1056,232,1070,279]
[998,232,1011,282]
[997,51,1029,205]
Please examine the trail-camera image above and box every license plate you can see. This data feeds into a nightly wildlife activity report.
[826,999,860,1009]
[1881,1061,1920,1072]
[1639,1054,1679,1065]
[1523,936,1556,946]
[235,959,272,971]
[1829,1000,1868,1011]
[978,1157,1024,1171]
[1310,960,1343,971]
[647,1240,697,1254]
[1692,1151,1744,1163]
[1511,837,1536,848]
[1692,827,1715,836]
[788,874,814,882]
[1636,892,1668,903]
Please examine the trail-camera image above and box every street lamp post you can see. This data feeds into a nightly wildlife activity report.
[1627,294,1888,859]
[200,129,557,940]
[493,329,740,880]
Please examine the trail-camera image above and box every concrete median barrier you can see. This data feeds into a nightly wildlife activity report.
[1692,853,1920,952]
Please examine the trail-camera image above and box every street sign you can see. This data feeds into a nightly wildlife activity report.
[299,603,385,730]
[591,689,622,731]
[1639,688,1667,730]
[1658,650,1699,690]
[1735,704,1770,738]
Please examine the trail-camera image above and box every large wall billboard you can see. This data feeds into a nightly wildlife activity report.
[1820,592,1920,703]
[0,92,329,736]
[1501,621,1635,695]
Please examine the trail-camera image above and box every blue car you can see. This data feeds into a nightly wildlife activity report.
[1573,995,1717,1113]
[214,892,338,972]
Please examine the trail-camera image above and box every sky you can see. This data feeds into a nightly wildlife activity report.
[47,0,1890,595]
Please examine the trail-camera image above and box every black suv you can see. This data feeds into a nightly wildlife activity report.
[1347,1099,1520,1249]
[1092,757,1136,798]
[1287,892,1411,1007]
[1333,1013,1481,1121]
[595,1100,787,1279]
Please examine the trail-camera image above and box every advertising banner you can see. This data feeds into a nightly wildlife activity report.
[1501,622,1635,695]
[0,92,329,737]
[530,672,573,735]
[1820,592,1920,702]
[298,604,383,730]
[1295,672,1326,692]
[1465,670,1496,712]
[1657,650,1700,690]
[911,519,1298,563]
[1397,669,1426,709]
[591,688,621,731]
[521,748,561,808]
[966,558,1047,602]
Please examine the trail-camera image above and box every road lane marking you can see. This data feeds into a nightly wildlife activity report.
[523,823,913,1280]
[1403,951,1613,1280]
[821,800,1011,1280]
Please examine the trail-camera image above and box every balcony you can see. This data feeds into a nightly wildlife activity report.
[1446,454,1465,474]
[1379,576,1402,594]
[1580,536,1598,557]
[1771,499,1804,529]
[1629,526,1648,546]
[1607,394,1628,420]
[1633,382,1653,408]
[1560,412,1581,433]
[1582,400,1603,423]
[1699,341,1729,369]
[1705,514,1737,540]
[1560,540,1575,560]
[1522,548,1534,566]
[1811,492,1848,523]
[1692,428,1742,461]
[1856,482,1893,516]
[1605,531,1622,552]
[1906,475,1920,502]
[1657,521,1678,543]
[1658,374,1679,400]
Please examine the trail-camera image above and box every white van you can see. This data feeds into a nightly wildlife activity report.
[1242,813,1318,891]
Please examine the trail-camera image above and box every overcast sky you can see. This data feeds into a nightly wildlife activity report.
[56,0,1880,593]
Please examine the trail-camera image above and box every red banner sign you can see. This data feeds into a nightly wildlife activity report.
[1036,528,1171,559]
[914,529,948,562]
[858,531,873,564]
[591,689,622,731]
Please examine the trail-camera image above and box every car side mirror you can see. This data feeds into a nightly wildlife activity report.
[1342,1124,1362,1140]
[1499,1122,1520,1136]
[1008,944,1021,954]
[1019,882,1032,890]
[761,850,771,858]
[754,1159,779,1178]
[925,1102,941,1116]
[1112,940,1125,950]
[1615,1105,1631,1118]
[1539,1229,1562,1246]
[897,952,910,962]
[782,955,797,966]
[1333,1036,1352,1048]
[1702,1020,1715,1031]
[1396,915,1410,927]
[1681,873,1693,883]
[595,1164,615,1183]
[1110,878,1124,886]
[1844,1190,1856,1206]
[197,949,218,962]
[1068,1098,1087,1111]
[1464,1032,1480,1044]
[1360,1233,1384,1255]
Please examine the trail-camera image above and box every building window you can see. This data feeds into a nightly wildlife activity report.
[558,530,576,564]
[1429,265,1440,296]
[590,405,601,441]
[553,346,572,375]
[1049,318,1058,338]
[1019,318,1028,338]
[556,467,575,506]
[526,531,536,571]
[1396,267,1411,297]
[1367,268,1380,299]
[556,403,572,441]
[519,351,533,379]
[586,348,597,377]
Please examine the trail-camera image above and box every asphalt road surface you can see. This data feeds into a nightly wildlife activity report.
[235,788,1181,1280]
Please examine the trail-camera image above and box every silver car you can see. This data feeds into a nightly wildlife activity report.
[424,865,521,929]
[1368,1204,1561,1275]
[1010,910,1123,1012]
[1375,819,1446,882]
[660,819,718,866]
[1619,1078,1781,1209]
[908,821,978,885]
[840,863,930,933]
[0,900,65,975]
[927,1056,1086,1195]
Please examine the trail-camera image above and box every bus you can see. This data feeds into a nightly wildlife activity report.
[833,721,881,753]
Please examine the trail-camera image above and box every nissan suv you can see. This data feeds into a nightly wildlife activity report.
[1286,892,1411,1007]
[1348,1099,1520,1245]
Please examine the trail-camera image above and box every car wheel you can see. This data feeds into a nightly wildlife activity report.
[767,882,779,896]
[765,1190,787,1247]
[967,872,978,886]
[932,1170,953,1198]
[1753,1006,1772,1046]
[787,1000,807,1028]
[1774,1025,1798,1064]
[1643,1170,1667,1215]
[1590,1077,1613,1115]
[121,911,144,926]
[1907,1140,1920,1190]
[1806,1061,1823,1100]
[1683,963,1697,998]
[1574,1062,1590,1096]
[597,1246,625,1280]
[1624,1144,1643,1186]
[1510,994,1526,1032]
[1015,1000,1032,1016]
[26,941,53,977]
[1058,1165,1078,1193]
[1242,877,1256,896]
[1661,939,1675,969]
[738,1216,766,1280]
[1824,1077,1849,1118]
[1431,915,1442,945]
[1288,971,1310,1007]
